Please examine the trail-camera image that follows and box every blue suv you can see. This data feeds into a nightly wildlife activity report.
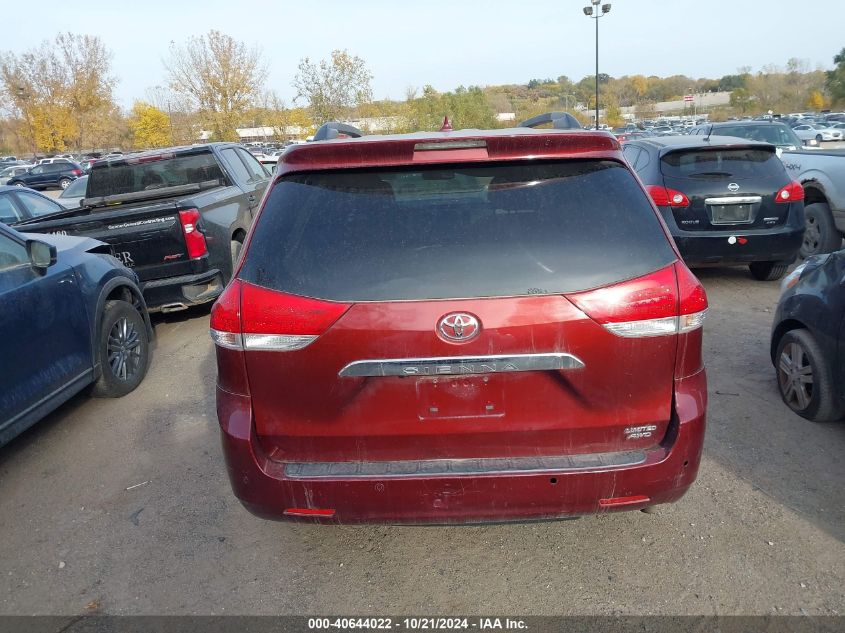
[7,162,83,190]
[0,222,152,446]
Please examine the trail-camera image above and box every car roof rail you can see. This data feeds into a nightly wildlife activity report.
[518,112,583,130]
[312,122,366,142]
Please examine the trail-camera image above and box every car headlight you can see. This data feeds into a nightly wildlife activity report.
[780,264,806,293]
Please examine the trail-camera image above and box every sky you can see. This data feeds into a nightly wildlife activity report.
[6,0,845,109]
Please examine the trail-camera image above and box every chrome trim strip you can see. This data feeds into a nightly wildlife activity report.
[285,450,647,479]
[338,352,585,378]
[703,196,762,205]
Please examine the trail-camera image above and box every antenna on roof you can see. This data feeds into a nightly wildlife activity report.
[703,124,714,142]
[440,116,453,132]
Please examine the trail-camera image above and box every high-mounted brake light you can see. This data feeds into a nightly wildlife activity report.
[775,180,804,203]
[210,281,351,352]
[645,185,690,208]
[178,208,208,259]
[566,264,707,338]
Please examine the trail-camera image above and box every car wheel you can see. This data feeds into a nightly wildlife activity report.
[91,300,149,398]
[802,202,843,257]
[776,329,844,422]
[13,182,25,187]
[231,234,244,273]
[58,178,71,190]
[748,261,788,281]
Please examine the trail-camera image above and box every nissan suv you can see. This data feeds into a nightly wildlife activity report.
[210,117,709,523]
[623,136,805,281]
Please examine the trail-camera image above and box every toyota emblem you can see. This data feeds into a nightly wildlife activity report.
[728,182,740,192]
[437,313,480,342]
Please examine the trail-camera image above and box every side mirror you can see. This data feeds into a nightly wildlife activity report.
[26,239,57,271]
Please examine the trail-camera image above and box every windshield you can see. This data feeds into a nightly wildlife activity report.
[239,160,676,301]
[86,149,228,198]
[60,175,87,197]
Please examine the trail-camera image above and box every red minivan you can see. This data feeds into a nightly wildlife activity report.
[211,121,708,523]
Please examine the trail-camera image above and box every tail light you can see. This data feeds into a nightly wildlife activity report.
[210,281,351,353]
[71,168,82,176]
[566,263,707,338]
[209,280,249,395]
[178,208,208,259]
[775,180,804,203]
[645,185,690,208]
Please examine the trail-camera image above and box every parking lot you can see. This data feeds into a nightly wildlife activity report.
[0,266,843,615]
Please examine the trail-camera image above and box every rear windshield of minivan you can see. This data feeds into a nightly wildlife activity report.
[239,160,677,301]
[660,148,782,180]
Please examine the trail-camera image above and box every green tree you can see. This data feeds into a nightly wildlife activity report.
[729,87,753,114]
[128,101,171,148]
[826,47,845,105]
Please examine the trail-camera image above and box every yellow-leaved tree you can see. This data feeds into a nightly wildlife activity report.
[128,101,171,148]
[806,90,825,111]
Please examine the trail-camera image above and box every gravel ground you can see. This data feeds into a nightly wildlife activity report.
[1,264,844,616]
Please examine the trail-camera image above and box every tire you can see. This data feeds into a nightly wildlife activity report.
[816,134,823,143]
[13,182,25,187]
[91,300,149,398]
[775,329,845,422]
[749,261,789,281]
[230,235,244,273]
[58,178,71,190]
[801,202,843,258]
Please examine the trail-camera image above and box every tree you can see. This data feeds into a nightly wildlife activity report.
[1,32,116,154]
[293,49,373,125]
[826,47,845,105]
[807,90,825,111]
[128,101,171,148]
[165,30,267,141]
[729,87,753,114]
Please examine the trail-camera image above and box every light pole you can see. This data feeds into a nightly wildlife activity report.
[582,0,611,128]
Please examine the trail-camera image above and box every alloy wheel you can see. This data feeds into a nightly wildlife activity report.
[107,316,142,381]
[803,215,821,254]
[778,342,814,411]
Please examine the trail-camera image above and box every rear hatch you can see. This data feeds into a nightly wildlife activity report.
[236,159,688,463]
[658,145,794,231]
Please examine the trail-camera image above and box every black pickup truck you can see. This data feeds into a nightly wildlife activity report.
[13,143,270,312]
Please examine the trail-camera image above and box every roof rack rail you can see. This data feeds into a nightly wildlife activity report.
[312,122,365,142]
[518,112,583,130]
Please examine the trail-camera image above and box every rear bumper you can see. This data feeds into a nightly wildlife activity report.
[670,224,804,266]
[142,269,224,312]
[217,371,707,524]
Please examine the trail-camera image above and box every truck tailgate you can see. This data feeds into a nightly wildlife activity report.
[21,203,193,282]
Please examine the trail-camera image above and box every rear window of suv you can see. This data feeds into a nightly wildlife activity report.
[660,148,783,181]
[240,160,677,301]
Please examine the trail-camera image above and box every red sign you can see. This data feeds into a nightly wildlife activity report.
[684,95,694,102]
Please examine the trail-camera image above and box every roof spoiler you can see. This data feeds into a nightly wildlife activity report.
[312,122,365,141]
[518,112,583,130]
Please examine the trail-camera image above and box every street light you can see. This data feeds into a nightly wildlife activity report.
[582,0,611,128]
